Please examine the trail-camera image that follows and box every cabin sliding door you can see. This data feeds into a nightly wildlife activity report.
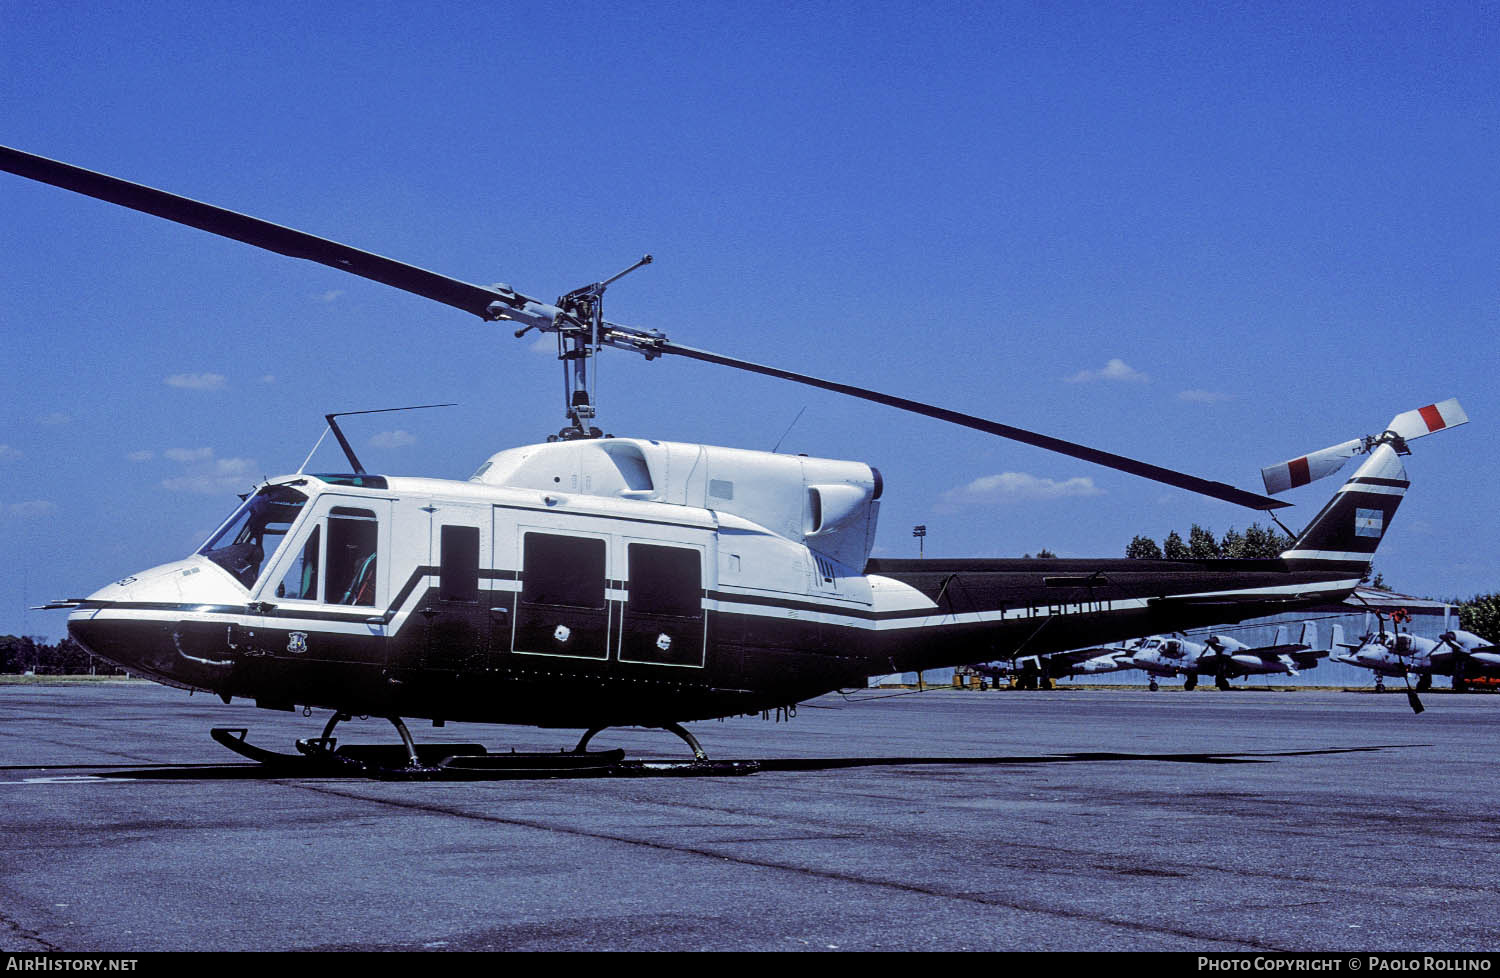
[511,528,611,661]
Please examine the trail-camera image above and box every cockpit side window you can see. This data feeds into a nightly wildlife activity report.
[275,525,321,601]
[327,506,378,606]
[198,486,309,589]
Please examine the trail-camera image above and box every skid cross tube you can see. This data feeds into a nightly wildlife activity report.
[573,723,709,761]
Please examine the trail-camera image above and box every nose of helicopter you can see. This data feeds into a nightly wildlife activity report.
[67,556,245,689]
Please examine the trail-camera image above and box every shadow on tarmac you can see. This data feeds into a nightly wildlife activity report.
[0,744,1427,782]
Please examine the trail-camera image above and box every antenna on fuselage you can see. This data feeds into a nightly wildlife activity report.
[296,403,457,475]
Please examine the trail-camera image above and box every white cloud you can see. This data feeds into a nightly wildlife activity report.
[165,373,227,391]
[165,447,214,462]
[370,429,416,449]
[0,445,20,461]
[315,289,344,303]
[1178,389,1233,404]
[259,374,276,385]
[5,500,57,518]
[38,412,72,426]
[161,457,258,494]
[1065,358,1149,384]
[125,450,155,462]
[529,334,556,354]
[939,471,1105,507]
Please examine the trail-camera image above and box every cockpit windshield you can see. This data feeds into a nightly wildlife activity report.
[197,485,309,588]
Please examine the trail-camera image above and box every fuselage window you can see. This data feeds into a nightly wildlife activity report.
[276,525,321,600]
[627,544,702,618]
[327,506,378,606]
[439,524,480,603]
[521,533,605,609]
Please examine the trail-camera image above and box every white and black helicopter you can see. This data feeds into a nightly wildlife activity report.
[0,145,1471,775]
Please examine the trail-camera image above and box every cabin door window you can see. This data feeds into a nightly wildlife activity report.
[620,543,706,668]
[327,507,380,607]
[513,531,610,660]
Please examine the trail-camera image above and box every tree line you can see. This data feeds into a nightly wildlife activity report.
[0,635,128,675]
[1125,522,1295,560]
[1124,523,1391,589]
[1459,593,1500,644]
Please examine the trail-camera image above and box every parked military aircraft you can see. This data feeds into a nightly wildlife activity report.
[1335,620,1500,692]
[1002,641,1142,689]
[1128,623,1336,690]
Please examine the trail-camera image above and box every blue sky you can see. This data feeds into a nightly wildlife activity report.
[2,1,1496,639]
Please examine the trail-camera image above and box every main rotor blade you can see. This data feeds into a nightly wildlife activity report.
[0,145,528,321]
[658,341,1291,511]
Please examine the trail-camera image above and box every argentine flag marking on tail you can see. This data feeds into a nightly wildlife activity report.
[1355,508,1384,538]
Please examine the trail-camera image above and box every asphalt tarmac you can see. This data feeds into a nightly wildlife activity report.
[1,681,1497,952]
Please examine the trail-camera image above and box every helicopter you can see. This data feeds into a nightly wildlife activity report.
[0,145,1472,775]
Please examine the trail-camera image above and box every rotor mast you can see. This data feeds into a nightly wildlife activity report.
[516,254,654,440]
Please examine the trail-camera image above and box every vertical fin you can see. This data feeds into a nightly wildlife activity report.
[1281,443,1408,569]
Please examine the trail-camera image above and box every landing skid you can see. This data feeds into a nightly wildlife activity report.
[209,719,755,780]
[574,721,709,761]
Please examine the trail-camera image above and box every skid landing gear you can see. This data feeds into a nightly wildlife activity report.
[210,715,752,779]
[211,717,489,775]
[573,721,709,762]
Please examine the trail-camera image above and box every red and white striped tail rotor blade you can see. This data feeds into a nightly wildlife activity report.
[1386,398,1468,442]
[1260,438,1366,495]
